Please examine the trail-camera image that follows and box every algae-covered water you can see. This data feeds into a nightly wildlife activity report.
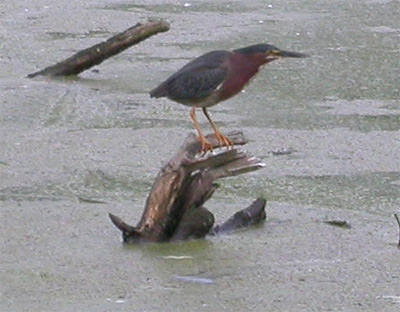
[1,0,399,311]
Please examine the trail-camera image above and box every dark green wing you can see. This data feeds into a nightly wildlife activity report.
[150,50,230,101]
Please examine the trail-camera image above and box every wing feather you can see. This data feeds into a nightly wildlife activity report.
[150,50,231,101]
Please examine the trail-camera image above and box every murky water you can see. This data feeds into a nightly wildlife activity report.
[1,0,399,311]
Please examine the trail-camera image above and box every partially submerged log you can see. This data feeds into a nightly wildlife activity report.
[211,198,267,235]
[27,20,170,78]
[109,131,267,243]
[395,214,400,249]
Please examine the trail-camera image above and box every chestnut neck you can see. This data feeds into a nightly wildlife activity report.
[218,52,267,101]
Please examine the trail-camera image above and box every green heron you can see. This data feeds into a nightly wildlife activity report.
[150,44,308,153]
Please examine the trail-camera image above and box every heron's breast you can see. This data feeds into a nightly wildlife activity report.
[217,53,261,101]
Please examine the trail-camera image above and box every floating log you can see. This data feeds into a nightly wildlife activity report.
[109,131,267,243]
[27,20,170,78]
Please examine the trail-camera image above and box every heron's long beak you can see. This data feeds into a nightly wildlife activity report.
[278,50,309,58]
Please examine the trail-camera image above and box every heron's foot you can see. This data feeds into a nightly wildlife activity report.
[215,131,234,149]
[199,136,214,154]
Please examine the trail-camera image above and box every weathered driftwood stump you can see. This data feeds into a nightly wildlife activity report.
[27,20,170,78]
[109,131,267,244]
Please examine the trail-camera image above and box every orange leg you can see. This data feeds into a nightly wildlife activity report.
[202,107,233,148]
[190,107,213,153]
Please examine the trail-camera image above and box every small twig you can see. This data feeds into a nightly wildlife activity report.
[394,214,400,248]
[324,220,351,229]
